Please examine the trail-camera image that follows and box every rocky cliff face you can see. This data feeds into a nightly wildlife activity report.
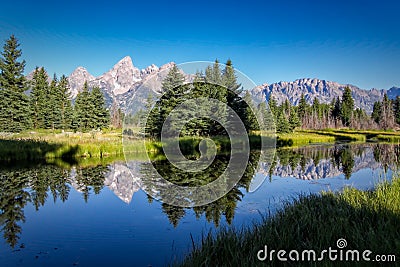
[67,67,95,98]
[90,56,142,96]
[251,78,386,114]
[103,161,142,204]
[67,57,177,112]
[257,145,381,180]
[66,57,399,114]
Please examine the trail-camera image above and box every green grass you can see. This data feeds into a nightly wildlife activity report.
[375,134,400,143]
[176,177,400,266]
[2,128,400,159]
[299,129,366,142]
[0,129,125,161]
[277,132,336,147]
[276,129,400,147]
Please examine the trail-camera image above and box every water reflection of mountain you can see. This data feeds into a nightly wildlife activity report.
[265,144,397,180]
[1,143,399,248]
[103,162,142,204]
[67,161,143,204]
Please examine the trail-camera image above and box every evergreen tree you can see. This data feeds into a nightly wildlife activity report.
[276,110,290,133]
[211,59,222,85]
[340,87,354,126]
[30,67,49,129]
[144,93,159,137]
[0,35,26,93]
[268,96,278,119]
[288,106,301,131]
[206,60,226,103]
[222,59,240,92]
[312,97,321,118]
[45,76,59,129]
[380,93,395,130]
[242,91,259,132]
[371,101,382,124]
[57,75,73,130]
[223,60,256,134]
[393,96,400,125]
[298,93,308,122]
[331,96,341,119]
[146,65,185,138]
[223,59,241,108]
[91,86,109,129]
[161,64,186,93]
[282,99,291,117]
[74,82,93,131]
[0,35,31,131]
[257,101,275,131]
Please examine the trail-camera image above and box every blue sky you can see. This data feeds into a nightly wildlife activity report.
[0,0,399,89]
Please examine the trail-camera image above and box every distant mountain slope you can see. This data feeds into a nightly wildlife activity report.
[64,57,400,114]
[66,57,175,112]
[251,78,388,114]
[67,67,95,98]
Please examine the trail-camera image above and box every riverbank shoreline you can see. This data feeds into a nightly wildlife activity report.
[176,176,400,266]
[1,129,400,162]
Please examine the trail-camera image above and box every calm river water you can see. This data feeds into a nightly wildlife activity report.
[0,143,397,266]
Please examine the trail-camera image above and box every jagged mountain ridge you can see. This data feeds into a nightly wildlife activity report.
[251,78,390,114]
[66,56,176,112]
[256,145,383,180]
[65,56,400,113]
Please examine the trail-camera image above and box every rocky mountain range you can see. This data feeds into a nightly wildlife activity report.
[64,56,400,114]
[66,56,175,113]
[269,146,380,180]
[252,79,400,114]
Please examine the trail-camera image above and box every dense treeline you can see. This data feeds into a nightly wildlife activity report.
[0,164,107,248]
[144,60,260,138]
[270,86,400,133]
[371,93,400,130]
[2,35,399,135]
[0,35,110,132]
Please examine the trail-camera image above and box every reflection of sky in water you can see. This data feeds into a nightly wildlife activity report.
[0,144,396,266]
[236,167,392,227]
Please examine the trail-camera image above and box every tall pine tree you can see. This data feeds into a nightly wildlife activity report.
[144,65,187,137]
[57,75,73,130]
[74,82,93,131]
[0,35,31,132]
[297,93,308,123]
[91,86,109,129]
[45,75,59,129]
[340,87,354,127]
[30,67,49,129]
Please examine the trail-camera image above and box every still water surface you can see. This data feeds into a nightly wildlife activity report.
[0,143,397,266]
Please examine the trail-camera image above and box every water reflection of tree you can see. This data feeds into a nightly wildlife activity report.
[156,143,400,230]
[142,151,260,228]
[0,164,106,248]
[332,145,354,179]
[29,165,71,210]
[73,166,107,202]
[373,144,400,172]
[0,170,30,248]
[270,144,400,180]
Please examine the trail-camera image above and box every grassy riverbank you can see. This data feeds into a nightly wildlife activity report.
[277,129,400,147]
[0,130,267,161]
[176,176,400,266]
[0,129,125,161]
[1,128,400,161]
